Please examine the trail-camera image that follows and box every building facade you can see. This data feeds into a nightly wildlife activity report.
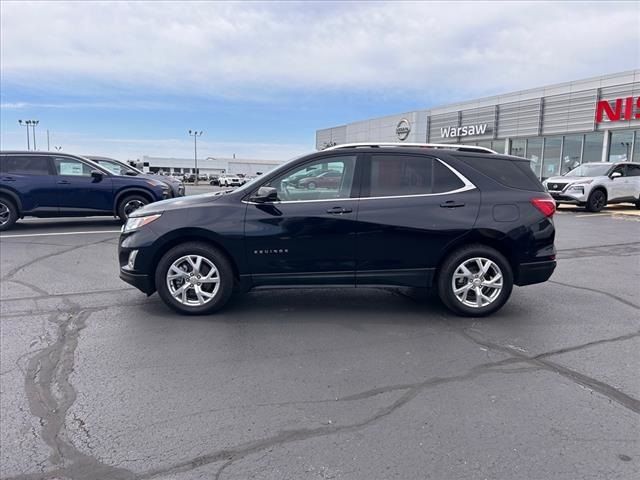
[316,70,640,179]
[137,155,283,177]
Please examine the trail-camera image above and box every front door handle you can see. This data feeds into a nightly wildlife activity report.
[1,176,16,182]
[57,180,71,185]
[440,200,465,208]
[326,206,353,214]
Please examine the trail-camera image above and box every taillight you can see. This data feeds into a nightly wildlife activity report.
[531,198,556,217]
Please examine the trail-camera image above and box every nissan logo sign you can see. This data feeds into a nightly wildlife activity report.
[396,118,411,141]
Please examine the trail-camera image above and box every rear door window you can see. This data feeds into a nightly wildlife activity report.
[0,155,52,175]
[363,154,465,198]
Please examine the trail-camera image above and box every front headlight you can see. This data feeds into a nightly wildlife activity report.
[570,179,593,186]
[123,213,162,233]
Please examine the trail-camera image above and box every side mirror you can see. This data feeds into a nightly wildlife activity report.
[610,171,623,179]
[90,170,104,181]
[251,186,278,203]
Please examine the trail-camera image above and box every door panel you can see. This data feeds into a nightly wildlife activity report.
[52,157,114,213]
[0,155,58,213]
[355,153,480,287]
[244,154,359,284]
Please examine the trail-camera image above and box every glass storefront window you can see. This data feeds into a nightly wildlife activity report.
[526,138,543,178]
[476,140,493,150]
[633,130,640,162]
[510,139,526,158]
[583,132,604,163]
[561,135,582,174]
[541,137,562,179]
[491,140,506,154]
[609,130,634,162]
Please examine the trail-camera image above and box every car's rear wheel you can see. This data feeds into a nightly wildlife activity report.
[0,197,18,231]
[586,189,606,212]
[155,242,234,315]
[117,194,149,220]
[437,245,513,317]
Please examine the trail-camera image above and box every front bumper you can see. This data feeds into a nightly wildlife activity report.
[515,260,556,286]
[547,188,587,204]
[120,269,155,295]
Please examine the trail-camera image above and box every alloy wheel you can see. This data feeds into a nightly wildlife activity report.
[166,255,221,306]
[123,199,145,217]
[451,257,503,308]
[0,202,9,226]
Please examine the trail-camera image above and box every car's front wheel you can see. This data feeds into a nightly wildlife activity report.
[155,242,234,315]
[117,194,149,220]
[437,245,513,317]
[586,189,606,212]
[0,196,18,231]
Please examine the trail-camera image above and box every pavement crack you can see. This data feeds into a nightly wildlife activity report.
[135,356,528,480]
[548,280,640,310]
[455,328,640,415]
[534,330,640,359]
[11,306,136,480]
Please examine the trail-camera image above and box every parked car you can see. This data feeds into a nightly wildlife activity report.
[543,162,640,212]
[219,175,242,187]
[198,174,208,181]
[298,170,342,189]
[118,143,557,317]
[208,175,220,186]
[183,174,196,183]
[0,151,170,231]
[87,156,185,198]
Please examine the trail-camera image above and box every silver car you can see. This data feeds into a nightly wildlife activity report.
[543,162,640,212]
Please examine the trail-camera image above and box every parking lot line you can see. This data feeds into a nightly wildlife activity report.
[0,230,122,239]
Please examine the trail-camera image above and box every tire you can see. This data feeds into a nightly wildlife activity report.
[0,196,18,232]
[586,189,606,212]
[437,245,513,317]
[635,199,640,210]
[117,194,149,220]
[307,181,317,190]
[155,242,234,315]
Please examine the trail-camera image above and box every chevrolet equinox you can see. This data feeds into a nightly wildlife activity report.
[119,143,557,317]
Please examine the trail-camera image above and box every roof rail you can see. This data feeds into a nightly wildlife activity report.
[324,142,497,154]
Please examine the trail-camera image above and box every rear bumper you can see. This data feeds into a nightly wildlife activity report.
[515,260,556,286]
[120,269,155,295]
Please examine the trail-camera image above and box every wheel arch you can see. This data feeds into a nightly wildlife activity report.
[113,188,155,215]
[0,188,23,215]
[147,228,242,292]
[433,230,518,285]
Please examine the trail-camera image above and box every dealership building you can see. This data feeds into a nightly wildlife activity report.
[136,155,282,177]
[316,70,640,179]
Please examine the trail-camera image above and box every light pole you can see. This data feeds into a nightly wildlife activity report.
[27,120,39,150]
[188,130,203,185]
[18,120,30,150]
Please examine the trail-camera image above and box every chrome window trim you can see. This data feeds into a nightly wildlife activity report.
[243,158,476,205]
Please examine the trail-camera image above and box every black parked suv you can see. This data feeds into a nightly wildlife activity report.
[0,151,170,230]
[119,143,557,316]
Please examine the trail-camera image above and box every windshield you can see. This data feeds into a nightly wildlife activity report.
[565,163,611,177]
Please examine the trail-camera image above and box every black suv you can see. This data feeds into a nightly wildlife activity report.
[119,144,557,316]
[0,151,170,230]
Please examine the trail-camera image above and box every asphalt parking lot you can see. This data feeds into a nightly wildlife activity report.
[1,197,638,480]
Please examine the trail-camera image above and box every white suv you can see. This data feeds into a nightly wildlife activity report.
[543,162,640,212]
[219,175,242,187]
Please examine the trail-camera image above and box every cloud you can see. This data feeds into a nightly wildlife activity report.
[2,1,638,102]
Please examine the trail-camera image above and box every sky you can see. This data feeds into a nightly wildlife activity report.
[1,1,639,161]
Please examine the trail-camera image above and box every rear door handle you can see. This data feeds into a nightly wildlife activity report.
[1,176,16,182]
[326,206,353,214]
[57,180,71,185]
[440,200,465,208]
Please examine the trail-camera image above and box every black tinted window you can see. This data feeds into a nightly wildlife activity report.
[368,155,433,197]
[433,161,465,193]
[454,154,545,192]
[366,155,465,197]
[626,165,640,177]
[0,155,51,175]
